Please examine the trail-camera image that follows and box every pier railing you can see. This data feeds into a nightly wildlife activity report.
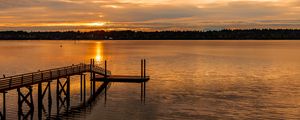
[0,64,111,92]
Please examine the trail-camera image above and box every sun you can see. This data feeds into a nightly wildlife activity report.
[87,22,106,26]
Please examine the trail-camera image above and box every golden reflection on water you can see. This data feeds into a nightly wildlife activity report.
[94,42,104,64]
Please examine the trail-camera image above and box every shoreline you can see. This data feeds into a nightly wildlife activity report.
[1,29,300,40]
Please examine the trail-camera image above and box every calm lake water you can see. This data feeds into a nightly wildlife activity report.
[1,40,300,120]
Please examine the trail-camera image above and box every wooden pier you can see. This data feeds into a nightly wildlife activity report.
[0,63,110,92]
[0,59,149,120]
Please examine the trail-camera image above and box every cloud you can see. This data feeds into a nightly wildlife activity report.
[99,1,291,22]
[99,4,198,22]
[0,0,299,31]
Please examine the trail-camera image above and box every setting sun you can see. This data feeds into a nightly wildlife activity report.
[87,22,106,26]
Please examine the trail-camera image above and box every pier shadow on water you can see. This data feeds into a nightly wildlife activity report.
[0,81,104,120]
[0,82,146,120]
[47,82,111,120]
[0,80,147,120]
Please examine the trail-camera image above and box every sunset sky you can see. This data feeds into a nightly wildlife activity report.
[0,0,300,31]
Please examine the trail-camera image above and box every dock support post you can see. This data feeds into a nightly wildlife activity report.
[56,78,59,116]
[144,82,146,103]
[140,59,147,103]
[141,59,144,102]
[104,60,109,104]
[1,92,6,120]
[144,59,146,103]
[67,76,70,109]
[104,60,107,103]
[93,59,96,95]
[80,74,83,101]
[90,59,93,96]
[38,82,52,119]
[105,84,107,103]
[56,77,70,115]
[47,81,52,119]
[17,86,34,120]
[83,74,86,104]
[38,83,42,120]
[38,81,53,119]
[141,83,144,103]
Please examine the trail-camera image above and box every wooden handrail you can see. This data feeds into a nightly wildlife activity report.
[0,63,111,92]
[0,64,91,81]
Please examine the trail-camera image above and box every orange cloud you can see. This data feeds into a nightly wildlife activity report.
[0,0,299,31]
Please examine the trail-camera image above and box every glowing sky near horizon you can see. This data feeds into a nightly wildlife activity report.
[0,0,300,31]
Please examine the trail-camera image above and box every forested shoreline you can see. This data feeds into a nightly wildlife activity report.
[0,29,300,40]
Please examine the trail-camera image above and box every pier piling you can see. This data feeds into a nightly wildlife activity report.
[84,74,86,104]
[93,59,96,95]
[38,82,52,119]
[17,86,34,120]
[90,59,93,96]
[80,74,83,101]
[1,92,6,120]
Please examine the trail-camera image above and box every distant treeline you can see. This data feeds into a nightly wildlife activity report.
[0,29,300,40]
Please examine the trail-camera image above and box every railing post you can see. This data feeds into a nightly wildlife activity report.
[50,71,52,79]
[144,59,146,78]
[105,60,107,78]
[41,72,44,81]
[32,73,34,83]
[93,59,95,79]
[90,59,92,72]
[21,75,23,85]
[79,65,81,73]
[141,59,144,78]
[9,78,12,88]
[92,59,94,67]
